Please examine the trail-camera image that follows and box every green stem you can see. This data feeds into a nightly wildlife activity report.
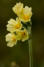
[28,39,33,67]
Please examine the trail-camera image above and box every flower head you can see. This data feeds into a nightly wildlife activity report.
[12,2,23,15]
[12,2,32,23]
[20,29,29,41]
[7,18,22,33]
[15,30,22,40]
[5,33,17,47]
[19,6,32,22]
[5,2,32,47]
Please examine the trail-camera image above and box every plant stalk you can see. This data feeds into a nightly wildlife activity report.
[28,39,33,67]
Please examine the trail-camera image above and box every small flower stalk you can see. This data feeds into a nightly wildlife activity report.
[5,2,33,67]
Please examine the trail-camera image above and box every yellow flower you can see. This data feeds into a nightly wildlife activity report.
[15,30,22,40]
[7,18,22,32]
[12,2,23,15]
[12,2,32,23]
[19,6,32,22]
[20,29,29,41]
[5,33,17,47]
[14,29,29,41]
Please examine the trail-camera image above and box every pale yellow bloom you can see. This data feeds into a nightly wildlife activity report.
[12,2,32,23]
[12,2,23,15]
[19,6,32,22]
[20,29,29,41]
[7,18,22,32]
[15,30,22,40]
[14,29,29,41]
[5,33,17,47]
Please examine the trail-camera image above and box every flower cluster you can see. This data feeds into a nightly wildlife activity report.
[12,2,32,22]
[5,2,32,47]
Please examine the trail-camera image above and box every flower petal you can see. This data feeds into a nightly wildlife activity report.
[7,41,17,47]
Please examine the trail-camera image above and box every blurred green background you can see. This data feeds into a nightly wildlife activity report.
[0,0,44,67]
